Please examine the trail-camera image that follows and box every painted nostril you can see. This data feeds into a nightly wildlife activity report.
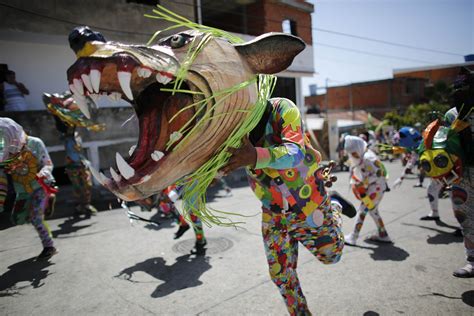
[68,26,106,54]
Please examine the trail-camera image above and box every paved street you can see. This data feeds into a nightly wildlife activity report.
[0,161,472,315]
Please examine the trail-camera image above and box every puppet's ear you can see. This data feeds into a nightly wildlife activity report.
[234,33,305,74]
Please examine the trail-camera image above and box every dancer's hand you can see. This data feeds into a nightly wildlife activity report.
[220,136,257,175]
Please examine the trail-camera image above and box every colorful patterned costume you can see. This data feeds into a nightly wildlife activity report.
[43,93,102,216]
[417,70,473,277]
[422,108,461,221]
[344,135,391,245]
[246,98,344,315]
[0,118,57,260]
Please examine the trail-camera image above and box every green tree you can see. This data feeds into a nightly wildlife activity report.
[383,102,450,129]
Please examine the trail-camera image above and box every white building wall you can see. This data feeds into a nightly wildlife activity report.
[1,38,73,110]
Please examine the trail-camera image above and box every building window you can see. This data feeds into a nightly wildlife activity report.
[126,0,159,5]
[282,19,297,36]
[405,78,418,95]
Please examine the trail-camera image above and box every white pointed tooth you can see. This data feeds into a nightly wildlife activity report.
[89,166,104,185]
[110,167,122,182]
[100,172,111,184]
[118,71,133,101]
[142,68,152,78]
[69,84,79,96]
[156,73,172,85]
[81,73,94,93]
[151,150,164,162]
[169,131,182,144]
[90,69,101,93]
[115,152,135,180]
[155,74,163,84]
[72,93,91,119]
[129,145,136,156]
[73,78,84,95]
[137,67,145,78]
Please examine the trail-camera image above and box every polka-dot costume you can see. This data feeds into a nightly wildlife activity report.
[247,98,344,315]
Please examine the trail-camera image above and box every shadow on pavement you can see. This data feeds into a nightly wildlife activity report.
[51,216,94,238]
[363,311,380,316]
[363,239,410,261]
[427,291,474,307]
[141,212,175,231]
[116,254,212,298]
[435,219,460,230]
[0,257,54,297]
[402,222,462,245]
[462,290,474,307]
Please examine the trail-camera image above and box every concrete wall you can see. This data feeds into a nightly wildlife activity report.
[0,0,195,44]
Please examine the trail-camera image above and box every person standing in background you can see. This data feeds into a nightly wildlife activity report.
[1,70,29,111]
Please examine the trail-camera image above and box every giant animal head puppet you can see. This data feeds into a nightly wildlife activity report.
[66,7,305,223]
[418,117,464,185]
[418,68,473,186]
[42,92,105,132]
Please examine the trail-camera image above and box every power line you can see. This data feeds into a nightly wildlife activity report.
[189,0,464,57]
[0,1,461,64]
[317,42,444,65]
[314,27,463,57]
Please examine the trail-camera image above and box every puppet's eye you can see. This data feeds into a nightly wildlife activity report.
[170,35,187,48]
[421,160,431,173]
[434,154,449,168]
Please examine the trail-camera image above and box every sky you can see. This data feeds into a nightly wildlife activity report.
[301,0,474,96]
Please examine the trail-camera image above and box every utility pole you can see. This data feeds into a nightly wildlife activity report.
[349,82,354,120]
[325,78,329,114]
[195,0,202,24]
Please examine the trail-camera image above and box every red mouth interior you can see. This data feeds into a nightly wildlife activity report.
[126,82,195,179]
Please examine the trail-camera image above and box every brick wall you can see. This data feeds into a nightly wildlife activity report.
[304,77,427,119]
[394,64,474,84]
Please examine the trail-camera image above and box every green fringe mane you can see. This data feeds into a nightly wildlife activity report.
[146,5,276,226]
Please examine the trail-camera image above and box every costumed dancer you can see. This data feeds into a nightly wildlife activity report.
[418,70,473,277]
[135,185,207,255]
[419,108,461,223]
[43,92,103,217]
[344,135,392,246]
[388,126,424,189]
[222,98,356,315]
[0,118,58,260]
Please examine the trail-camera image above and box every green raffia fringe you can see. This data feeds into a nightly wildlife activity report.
[145,5,277,226]
[177,75,276,227]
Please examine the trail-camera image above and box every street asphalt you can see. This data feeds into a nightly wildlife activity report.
[0,161,472,315]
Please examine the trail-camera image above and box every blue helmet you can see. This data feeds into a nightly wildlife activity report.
[398,126,422,149]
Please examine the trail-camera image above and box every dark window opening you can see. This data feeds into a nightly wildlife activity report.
[282,19,297,36]
[201,0,261,35]
[271,77,296,104]
[405,78,418,95]
[126,0,160,6]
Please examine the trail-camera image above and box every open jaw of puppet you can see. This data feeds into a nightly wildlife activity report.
[67,47,210,200]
